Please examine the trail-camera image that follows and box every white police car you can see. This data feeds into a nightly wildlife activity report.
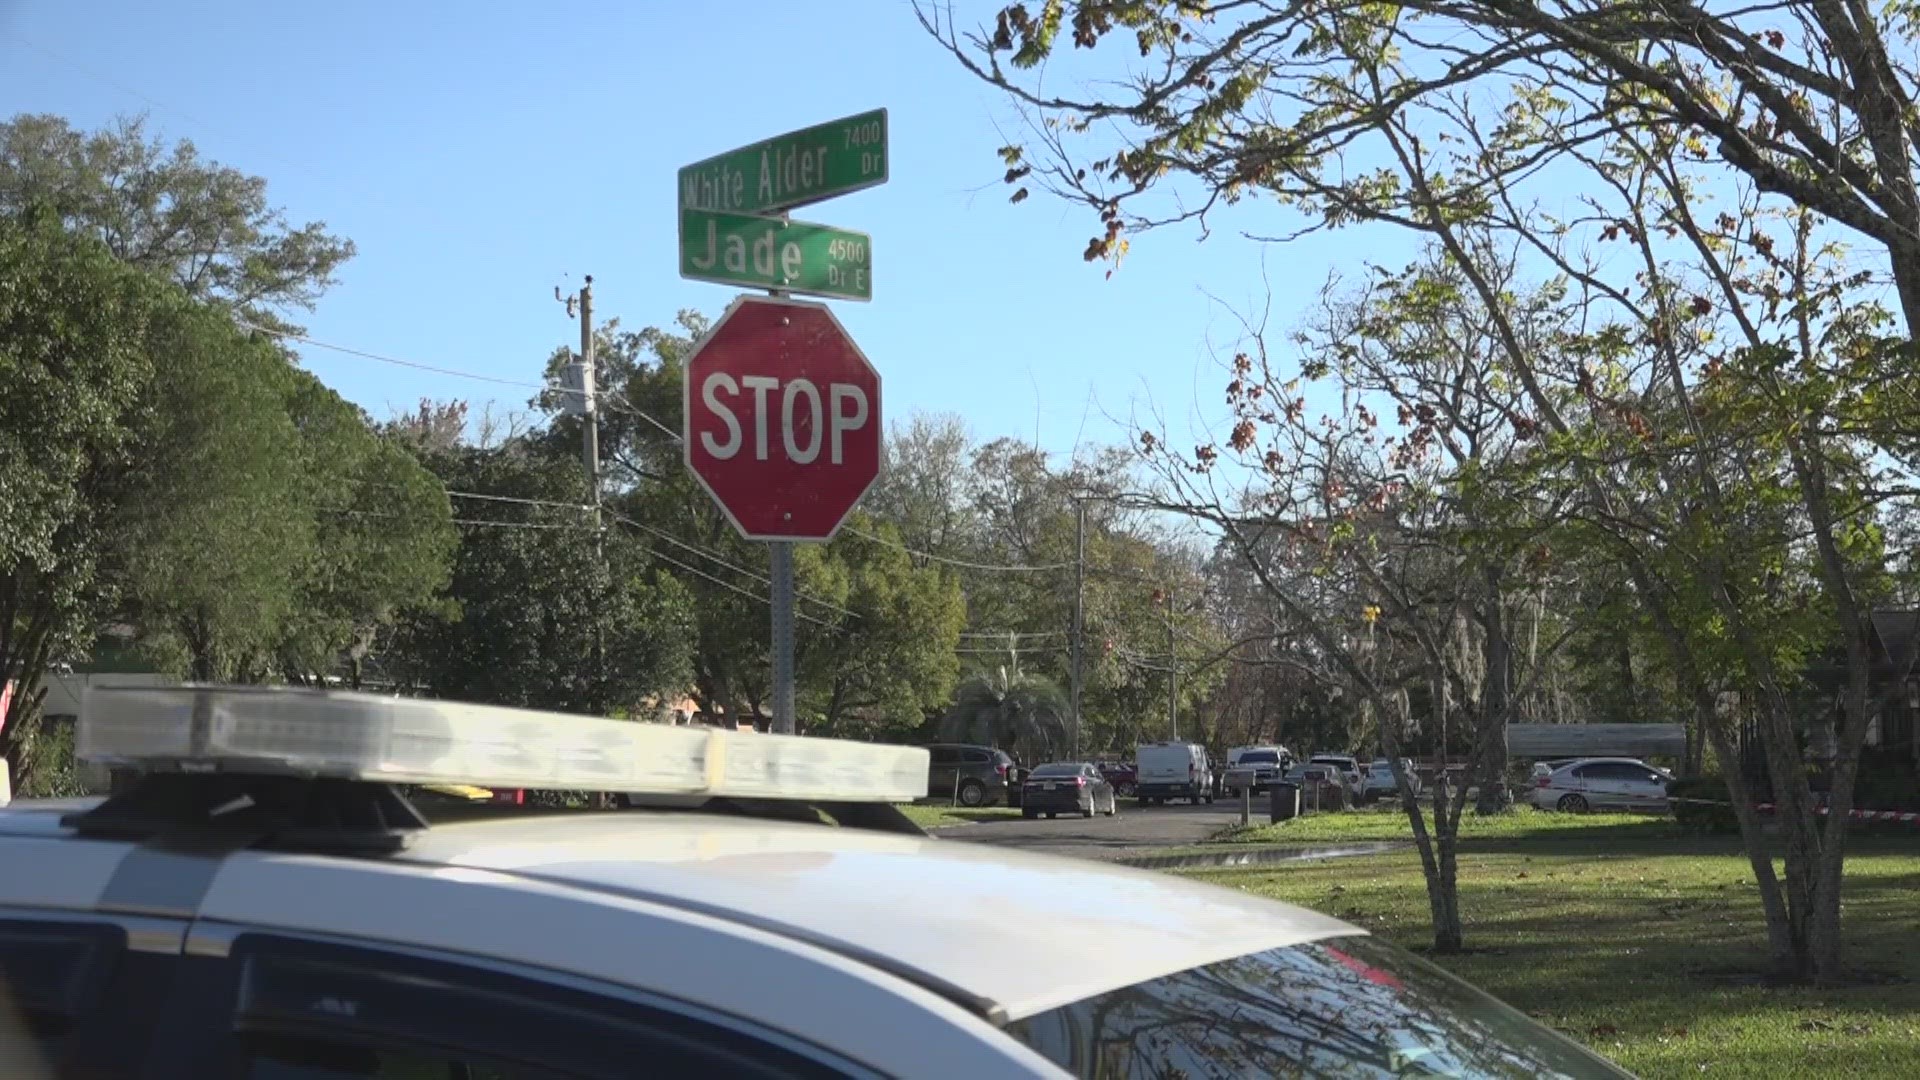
[0,686,1630,1078]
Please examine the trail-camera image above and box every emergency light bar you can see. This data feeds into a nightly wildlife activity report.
[77,686,928,804]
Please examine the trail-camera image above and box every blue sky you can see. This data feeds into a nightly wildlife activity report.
[0,0,1382,463]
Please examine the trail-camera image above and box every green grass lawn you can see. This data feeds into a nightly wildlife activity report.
[1214,803,1684,844]
[898,803,1022,829]
[1189,817,1920,1079]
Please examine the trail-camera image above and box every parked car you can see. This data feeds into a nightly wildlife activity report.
[1529,757,1673,813]
[1282,763,1337,786]
[1097,760,1138,796]
[1022,762,1120,819]
[1222,746,1290,797]
[1134,741,1214,805]
[1306,753,1367,799]
[1360,758,1423,802]
[925,743,1017,807]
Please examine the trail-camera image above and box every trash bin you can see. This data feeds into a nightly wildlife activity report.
[1269,782,1301,823]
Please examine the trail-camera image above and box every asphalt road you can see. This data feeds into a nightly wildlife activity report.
[932,799,1249,861]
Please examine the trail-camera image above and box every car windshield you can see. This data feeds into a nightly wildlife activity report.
[1031,764,1083,777]
[1239,750,1280,765]
[1005,934,1622,1078]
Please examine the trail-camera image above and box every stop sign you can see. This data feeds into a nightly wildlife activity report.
[683,295,882,540]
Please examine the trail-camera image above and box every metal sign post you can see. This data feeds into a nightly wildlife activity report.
[770,541,796,734]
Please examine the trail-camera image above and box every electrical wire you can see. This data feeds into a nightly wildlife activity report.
[328,508,575,531]
[641,546,846,634]
[252,325,1079,575]
[602,508,860,621]
[239,321,558,393]
[411,490,856,620]
[842,523,1073,573]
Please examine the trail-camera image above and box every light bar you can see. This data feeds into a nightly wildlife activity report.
[76,686,928,803]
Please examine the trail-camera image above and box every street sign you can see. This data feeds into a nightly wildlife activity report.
[678,109,888,216]
[684,295,882,541]
[680,209,872,302]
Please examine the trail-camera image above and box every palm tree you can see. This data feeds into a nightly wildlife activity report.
[937,660,1069,763]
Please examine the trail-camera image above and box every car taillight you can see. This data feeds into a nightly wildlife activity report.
[1534,776,1551,787]
[1074,777,1087,787]
[996,762,1008,776]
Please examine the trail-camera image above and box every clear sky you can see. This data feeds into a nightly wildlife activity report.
[0,0,1382,463]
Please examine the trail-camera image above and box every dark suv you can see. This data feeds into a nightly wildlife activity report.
[925,743,1017,807]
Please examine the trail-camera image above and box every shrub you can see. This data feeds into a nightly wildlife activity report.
[1670,774,1739,835]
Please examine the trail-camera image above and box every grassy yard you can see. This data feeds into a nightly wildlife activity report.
[1214,803,1684,844]
[1189,814,1920,1078]
[898,803,1022,829]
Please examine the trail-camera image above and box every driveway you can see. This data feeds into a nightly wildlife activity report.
[931,800,1246,861]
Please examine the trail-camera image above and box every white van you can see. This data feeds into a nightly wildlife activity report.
[1134,741,1214,805]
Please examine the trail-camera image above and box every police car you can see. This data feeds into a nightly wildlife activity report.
[0,686,1629,1078]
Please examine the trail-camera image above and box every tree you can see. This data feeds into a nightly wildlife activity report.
[0,211,167,784]
[0,114,353,321]
[386,443,695,715]
[795,516,967,735]
[937,660,1071,760]
[927,0,1911,984]
[273,375,457,687]
[866,411,978,561]
[111,300,309,681]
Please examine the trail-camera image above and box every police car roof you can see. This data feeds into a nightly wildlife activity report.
[0,798,1358,1022]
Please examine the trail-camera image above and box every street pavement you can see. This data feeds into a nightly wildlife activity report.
[932,799,1248,861]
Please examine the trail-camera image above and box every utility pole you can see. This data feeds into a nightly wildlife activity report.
[1070,497,1086,759]
[557,276,602,524]
[1166,585,1179,741]
[558,277,605,722]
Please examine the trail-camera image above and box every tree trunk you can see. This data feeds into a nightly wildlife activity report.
[1475,587,1514,815]
[1700,692,1798,973]
[1426,777,1465,952]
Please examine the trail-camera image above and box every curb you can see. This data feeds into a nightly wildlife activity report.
[1119,842,1407,870]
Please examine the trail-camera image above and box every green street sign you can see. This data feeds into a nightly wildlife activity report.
[680,209,872,302]
[678,109,888,215]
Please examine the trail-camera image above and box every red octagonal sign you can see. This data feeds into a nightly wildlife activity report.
[684,294,882,541]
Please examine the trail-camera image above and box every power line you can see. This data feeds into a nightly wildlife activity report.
[956,630,1069,639]
[603,509,859,621]
[417,490,856,620]
[247,324,1073,575]
[842,524,1073,573]
[327,508,577,531]
[642,546,846,634]
[239,321,556,393]
[956,646,1070,656]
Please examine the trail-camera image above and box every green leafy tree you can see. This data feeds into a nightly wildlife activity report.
[0,211,164,784]
[0,114,353,321]
[274,374,457,687]
[112,305,309,681]
[386,443,694,714]
[795,515,966,735]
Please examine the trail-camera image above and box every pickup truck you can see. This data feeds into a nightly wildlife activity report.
[1221,745,1290,797]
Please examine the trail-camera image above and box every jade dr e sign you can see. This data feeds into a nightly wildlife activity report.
[680,209,871,302]
[678,109,887,215]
